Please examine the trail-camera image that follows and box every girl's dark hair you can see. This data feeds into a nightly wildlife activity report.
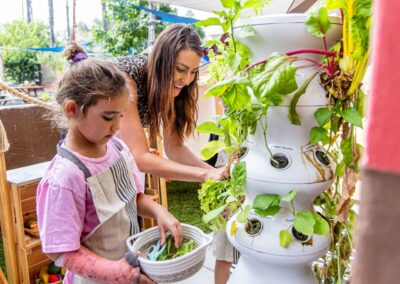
[146,24,202,142]
[54,43,127,128]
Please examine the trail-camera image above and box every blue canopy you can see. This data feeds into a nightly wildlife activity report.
[0,42,93,53]
[131,4,199,24]
[25,42,93,53]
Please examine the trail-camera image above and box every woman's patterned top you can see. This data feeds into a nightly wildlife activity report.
[114,54,148,125]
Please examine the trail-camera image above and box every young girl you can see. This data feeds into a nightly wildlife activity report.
[37,43,182,284]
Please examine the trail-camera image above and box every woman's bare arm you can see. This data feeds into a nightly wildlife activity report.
[119,75,226,181]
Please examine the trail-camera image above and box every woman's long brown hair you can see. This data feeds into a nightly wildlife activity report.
[146,24,202,142]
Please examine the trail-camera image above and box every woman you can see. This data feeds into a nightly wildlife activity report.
[115,24,227,182]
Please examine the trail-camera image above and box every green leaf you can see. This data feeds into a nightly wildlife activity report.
[313,213,330,235]
[340,137,353,165]
[253,194,281,216]
[231,161,247,191]
[196,121,224,136]
[260,63,298,104]
[236,25,257,38]
[251,53,288,94]
[281,190,297,203]
[203,204,228,223]
[253,194,281,210]
[221,81,251,110]
[288,71,319,125]
[336,160,345,177]
[315,107,333,127]
[203,78,235,97]
[279,229,292,248]
[225,195,237,204]
[228,53,242,74]
[195,17,221,27]
[294,211,316,236]
[221,0,235,8]
[306,6,331,37]
[341,108,363,128]
[310,126,328,144]
[322,192,336,216]
[254,206,281,216]
[325,0,346,10]
[242,0,267,10]
[200,140,227,160]
[237,205,251,223]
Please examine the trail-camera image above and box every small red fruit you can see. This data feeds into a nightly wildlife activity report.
[48,274,59,283]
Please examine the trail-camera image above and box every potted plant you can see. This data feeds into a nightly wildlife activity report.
[196,0,371,283]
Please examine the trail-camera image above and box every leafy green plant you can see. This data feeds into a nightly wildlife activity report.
[0,20,50,84]
[252,191,329,248]
[196,0,371,283]
[199,161,246,231]
[154,235,195,261]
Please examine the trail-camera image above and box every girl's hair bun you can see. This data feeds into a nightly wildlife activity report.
[63,43,87,62]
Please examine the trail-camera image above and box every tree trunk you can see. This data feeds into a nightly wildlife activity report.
[101,0,108,31]
[48,0,55,46]
[147,0,156,47]
[26,0,33,23]
[0,50,4,81]
[66,0,71,41]
[72,0,77,42]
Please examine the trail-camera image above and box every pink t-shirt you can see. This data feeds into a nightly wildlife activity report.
[36,138,143,283]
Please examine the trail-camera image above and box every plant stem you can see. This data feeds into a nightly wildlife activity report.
[259,116,275,161]
[285,49,337,57]
[230,18,237,53]
[244,59,268,72]
[290,199,296,216]
[290,57,327,70]
[336,223,343,284]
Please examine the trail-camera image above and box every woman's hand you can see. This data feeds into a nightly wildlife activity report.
[155,207,183,248]
[204,166,230,181]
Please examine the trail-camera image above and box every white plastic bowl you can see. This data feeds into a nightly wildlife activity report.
[126,223,212,283]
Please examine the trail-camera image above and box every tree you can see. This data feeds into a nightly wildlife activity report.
[26,0,33,23]
[93,0,178,56]
[0,20,50,84]
[48,0,55,46]
[101,0,109,31]
[66,0,71,40]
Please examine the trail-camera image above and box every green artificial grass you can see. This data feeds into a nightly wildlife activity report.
[166,181,211,234]
[0,237,7,279]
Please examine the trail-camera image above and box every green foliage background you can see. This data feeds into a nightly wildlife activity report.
[93,0,204,56]
[0,20,50,84]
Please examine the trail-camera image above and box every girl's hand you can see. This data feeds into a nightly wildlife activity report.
[61,246,156,284]
[155,207,183,248]
[204,166,230,181]
[114,258,155,284]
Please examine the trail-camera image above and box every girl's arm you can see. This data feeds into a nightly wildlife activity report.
[119,75,227,182]
[136,192,182,248]
[47,247,154,284]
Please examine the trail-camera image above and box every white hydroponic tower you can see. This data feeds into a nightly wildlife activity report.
[226,14,342,284]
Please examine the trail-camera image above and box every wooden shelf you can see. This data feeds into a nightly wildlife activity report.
[25,236,42,251]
